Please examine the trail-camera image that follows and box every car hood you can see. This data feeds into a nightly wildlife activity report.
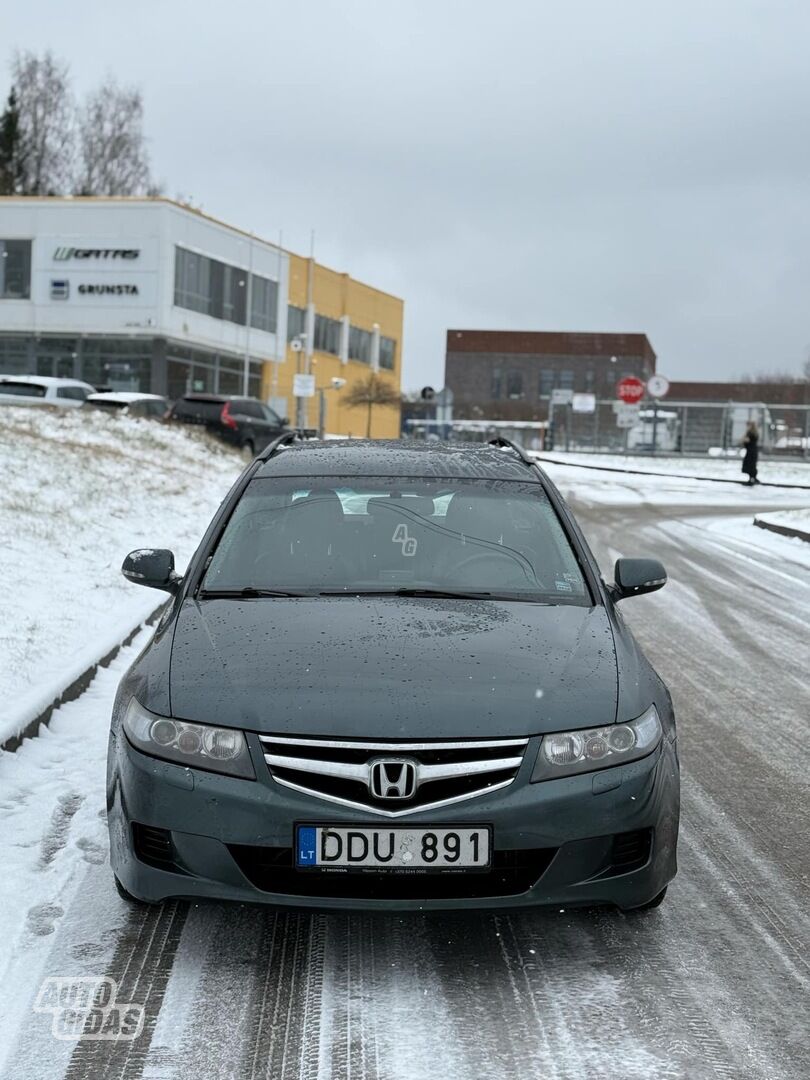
[169,597,618,739]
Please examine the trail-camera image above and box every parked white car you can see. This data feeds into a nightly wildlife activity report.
[0,375,96,408]
[84,392,169,419]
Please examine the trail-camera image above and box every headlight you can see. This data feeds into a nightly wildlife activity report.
[531,705,662,782]
[122,698,255,780]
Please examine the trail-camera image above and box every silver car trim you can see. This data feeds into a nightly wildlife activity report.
[270,774,517,818]
[257,735,528,752]
[263,752,524,784]
[258,733,528,814]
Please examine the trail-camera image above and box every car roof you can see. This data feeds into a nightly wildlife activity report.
[181,393,253,403]
[255,439,542,481]
[87,392,165,403]
[0,374,94,389]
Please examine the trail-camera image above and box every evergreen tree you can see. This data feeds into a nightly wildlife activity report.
[0,88,25,195]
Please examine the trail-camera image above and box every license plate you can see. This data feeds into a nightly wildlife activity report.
[295,825,491,871]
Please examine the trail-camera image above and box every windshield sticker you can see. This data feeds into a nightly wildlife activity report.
[555,580,573,592]
[392,523,418,556]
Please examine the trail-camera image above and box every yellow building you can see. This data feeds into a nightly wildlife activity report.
[265,253,403,438]
[0,195,403,434]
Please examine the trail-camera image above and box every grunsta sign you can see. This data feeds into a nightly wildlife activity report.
[53,247,140,260]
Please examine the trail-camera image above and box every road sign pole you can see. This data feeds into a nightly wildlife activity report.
[652,397,658,455]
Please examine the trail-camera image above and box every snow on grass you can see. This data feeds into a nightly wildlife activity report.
[532,450,810,487]
[0,407,240,745]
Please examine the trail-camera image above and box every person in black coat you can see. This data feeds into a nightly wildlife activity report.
[741,421,760,485]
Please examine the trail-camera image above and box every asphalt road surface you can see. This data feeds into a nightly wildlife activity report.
[1,492,808,1080]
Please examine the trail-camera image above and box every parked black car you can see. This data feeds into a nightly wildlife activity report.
[109,436,679,913]
[166,393,290,458]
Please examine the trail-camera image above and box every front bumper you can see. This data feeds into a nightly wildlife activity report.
[107,731,680,912]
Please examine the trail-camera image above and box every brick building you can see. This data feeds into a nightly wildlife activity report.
[444,329,657,421]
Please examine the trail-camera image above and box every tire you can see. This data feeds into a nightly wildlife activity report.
[241,441,255,462]
[114,874,155,907]
[625,886,667,913]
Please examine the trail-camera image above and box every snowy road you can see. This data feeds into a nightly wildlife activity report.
[0,487,808,1080]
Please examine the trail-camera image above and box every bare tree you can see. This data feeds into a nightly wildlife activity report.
[12,50,73,194]
[74,75,155,195]
[739,369,803,384]
[344,373,402,437]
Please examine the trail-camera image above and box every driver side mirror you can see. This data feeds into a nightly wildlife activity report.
[612,557,667,600]
[122,549,181,593]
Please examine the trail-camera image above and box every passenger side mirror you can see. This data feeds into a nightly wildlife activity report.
[612,557,667,600]
[122,549,180,593]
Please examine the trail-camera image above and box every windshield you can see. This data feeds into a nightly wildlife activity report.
[202,476,589,604]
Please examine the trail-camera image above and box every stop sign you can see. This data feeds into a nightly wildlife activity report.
[616,377,645,404]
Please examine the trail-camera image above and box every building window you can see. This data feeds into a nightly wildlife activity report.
[314,314,341,356]
[174,247,211,315]
[379,336,396,370]
[506,370,523,399]
[538,370,554,397]
[491,367,502,399]
[559,370,574,389]
[174,246,276,332]
[0,240,32,299]
[221,264,246,325]
[251,276,278,333]
[287,304,306,341]
[349,325,373,364]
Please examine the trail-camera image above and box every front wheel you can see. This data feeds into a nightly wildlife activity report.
[625,886,667,913]
[114,875,155,907]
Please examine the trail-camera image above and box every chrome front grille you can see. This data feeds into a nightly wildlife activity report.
[258,734,529,817]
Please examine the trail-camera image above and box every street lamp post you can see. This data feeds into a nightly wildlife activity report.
[316,377,346,438]
[241,232,254,397]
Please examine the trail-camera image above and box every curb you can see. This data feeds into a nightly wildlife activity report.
[753,518,810,544]
[532,455,810,490]
[0,603,165,755]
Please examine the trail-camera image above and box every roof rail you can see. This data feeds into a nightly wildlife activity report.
[257,429,306,461]
[487,436,536,467]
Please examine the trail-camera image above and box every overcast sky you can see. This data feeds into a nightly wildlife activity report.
[5,0,810,389]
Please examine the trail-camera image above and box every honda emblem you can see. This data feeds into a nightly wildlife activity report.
[369,758,418,801]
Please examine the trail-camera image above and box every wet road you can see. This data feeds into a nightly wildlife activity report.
[1,491,808,1080]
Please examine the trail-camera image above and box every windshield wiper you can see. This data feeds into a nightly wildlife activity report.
[319,587,494,600]
[199,587,305,599]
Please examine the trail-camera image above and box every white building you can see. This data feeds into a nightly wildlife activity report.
[0,197,289,400]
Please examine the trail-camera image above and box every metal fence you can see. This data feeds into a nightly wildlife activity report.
[547,399,810,457]
[405,399,810,458]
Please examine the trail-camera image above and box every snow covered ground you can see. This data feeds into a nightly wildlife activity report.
[532,450,810,486]
[0,460,807,1079]
[0,635,149,1080]
[539,456,810,510]
[0,408,239,746]
[753,506,810,540]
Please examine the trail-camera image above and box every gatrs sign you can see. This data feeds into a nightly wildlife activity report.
[53,248,140,260]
